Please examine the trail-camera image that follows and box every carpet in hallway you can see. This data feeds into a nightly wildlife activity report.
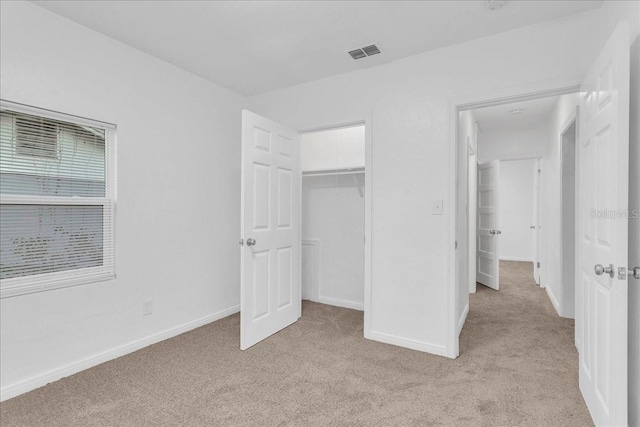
[0,261,592,426]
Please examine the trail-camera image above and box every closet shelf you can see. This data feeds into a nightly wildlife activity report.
[302,167,365,198]
[301,167,364,177]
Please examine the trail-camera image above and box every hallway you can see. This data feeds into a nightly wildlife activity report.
[462,260,591,425]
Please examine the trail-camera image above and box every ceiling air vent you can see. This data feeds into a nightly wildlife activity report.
[348,44,381,60]
[348,49,367,60]
[362,44,381,56]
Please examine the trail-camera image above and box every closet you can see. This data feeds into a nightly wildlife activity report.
[300,125,365,311]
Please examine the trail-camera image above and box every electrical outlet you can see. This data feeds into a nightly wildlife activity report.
[143,299,153,316]
[432,199,443,215]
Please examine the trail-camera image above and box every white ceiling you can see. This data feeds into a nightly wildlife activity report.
[32,1,602,97]
[472,96,560,130]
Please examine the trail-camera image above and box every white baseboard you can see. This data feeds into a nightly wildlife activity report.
[0,305,240,402]
[316,295,364,311]
[457,303,469,336]
[545,286,562,316]
[366,330,448,358]
[499,256,534,262]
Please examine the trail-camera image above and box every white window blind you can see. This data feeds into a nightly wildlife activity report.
[0,102,115,298]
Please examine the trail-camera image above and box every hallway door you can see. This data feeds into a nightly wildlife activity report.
[577,23,630,426]
[477,160,500,290]
[240,110,301,350]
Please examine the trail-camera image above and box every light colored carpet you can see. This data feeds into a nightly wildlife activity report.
[1,261,592,426]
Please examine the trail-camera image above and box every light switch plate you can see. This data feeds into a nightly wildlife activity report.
[432,200,443,215]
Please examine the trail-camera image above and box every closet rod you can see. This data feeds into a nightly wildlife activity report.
[302,167,364,177]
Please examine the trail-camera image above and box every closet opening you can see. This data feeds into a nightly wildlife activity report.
[300,124,366,311]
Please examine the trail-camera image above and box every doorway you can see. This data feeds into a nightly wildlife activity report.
[300,124,366,311]
[240,111,372,350]
[452,87,583,359]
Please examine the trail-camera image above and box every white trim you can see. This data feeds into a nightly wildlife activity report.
[1,268,114,299]
[546,285,562,316]
[0,305,240,402]
[558,108,579,322]
[0,99,116,130]
[368,330,448,357]
[533,158,541,285]
[456,83,581,112]
[499,256,534,262]
[447,100,459,359]
[449,79,583,361]
[457,303,469,336]
[317,296,364,311]
[363,115,373,345]
[301,239,320,301]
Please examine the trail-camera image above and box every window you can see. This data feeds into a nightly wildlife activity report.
[0,101,115,298]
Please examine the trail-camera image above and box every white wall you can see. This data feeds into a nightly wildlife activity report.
[248,5,627,356]
[540,93,578,317]
[628,27,640,427]
[300,125,365,171]
[498,159,535,262]
[0,1,245,400]
[302,175,364,310]
[477,125,548,164]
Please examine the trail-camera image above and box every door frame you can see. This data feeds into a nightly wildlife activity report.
[474,156,539,283]
[558,109,579,322]
[533,157,541,286]
[297,114,373,337]
[448,80,581,358]
[468,143,477,294]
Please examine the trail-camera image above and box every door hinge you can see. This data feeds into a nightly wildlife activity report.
[537,262,541,268]
[455,241,458,250]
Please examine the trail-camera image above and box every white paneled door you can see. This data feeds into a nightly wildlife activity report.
[577,23,629,426]
[241,110,300,350]
[477,160,500,290]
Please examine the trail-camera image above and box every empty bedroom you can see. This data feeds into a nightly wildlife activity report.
[1,1,638,426]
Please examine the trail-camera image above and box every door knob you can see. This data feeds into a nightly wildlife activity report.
[630,267,640,280]
[530,225,536,229]
[489,229,502,235]
[594,263,615,278]
[246,238,256,247]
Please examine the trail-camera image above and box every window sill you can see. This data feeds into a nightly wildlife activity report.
[0,268,115,298]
